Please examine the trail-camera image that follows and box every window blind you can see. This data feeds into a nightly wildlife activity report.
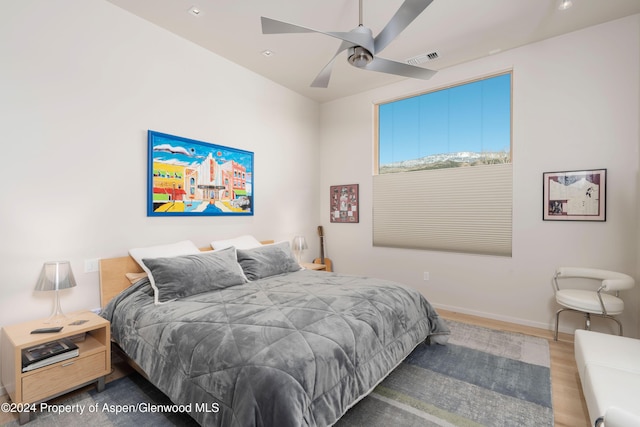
[372,163,512,256]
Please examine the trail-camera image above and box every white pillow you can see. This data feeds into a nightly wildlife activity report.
[210,235,262,250]
[129,240,201,305]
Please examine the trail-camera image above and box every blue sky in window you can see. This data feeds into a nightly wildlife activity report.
[378,73,511,165]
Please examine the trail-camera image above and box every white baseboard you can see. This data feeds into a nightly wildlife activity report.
[433,303,557,332]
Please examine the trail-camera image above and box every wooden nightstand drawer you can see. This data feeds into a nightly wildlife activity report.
[22,352,106,403]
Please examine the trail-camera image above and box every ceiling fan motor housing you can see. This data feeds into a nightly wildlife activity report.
[347,25,374,68]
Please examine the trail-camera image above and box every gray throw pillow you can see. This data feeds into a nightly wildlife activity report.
[236,241,301,281]
[142,247,247,302]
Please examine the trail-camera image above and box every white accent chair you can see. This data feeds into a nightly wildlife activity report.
[552,267,634,341]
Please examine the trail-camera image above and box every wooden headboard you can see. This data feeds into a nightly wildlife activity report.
[98,240,274,308]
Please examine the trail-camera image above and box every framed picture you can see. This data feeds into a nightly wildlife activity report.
[543,168,606,221]
[147,130,254,217]
[330,184,359,223]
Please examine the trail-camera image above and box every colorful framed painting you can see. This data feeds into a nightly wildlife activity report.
[330,184,359,223]
[543,168,606,221]
[147,130,254,216]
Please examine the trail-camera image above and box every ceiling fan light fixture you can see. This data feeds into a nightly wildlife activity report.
[348,46,373,68]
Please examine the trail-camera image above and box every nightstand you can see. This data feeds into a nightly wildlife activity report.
[301,262,327,271]
[0,311,110,424]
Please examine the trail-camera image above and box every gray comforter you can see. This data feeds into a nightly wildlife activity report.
[102,269,449,427]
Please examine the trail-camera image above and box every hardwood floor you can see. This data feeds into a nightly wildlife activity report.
[439,309,591,427]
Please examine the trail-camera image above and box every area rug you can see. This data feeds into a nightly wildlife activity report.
[1,320,553,427]
[335,320,553,427]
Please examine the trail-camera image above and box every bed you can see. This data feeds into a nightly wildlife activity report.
[99,238,449,427]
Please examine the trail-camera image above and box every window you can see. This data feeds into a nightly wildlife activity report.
[373,72,512,256]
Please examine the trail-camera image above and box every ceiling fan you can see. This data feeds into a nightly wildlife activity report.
[261,0,438,88]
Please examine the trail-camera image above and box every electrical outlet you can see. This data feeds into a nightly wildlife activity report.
[423,271,429,281]
[84,259,99,273]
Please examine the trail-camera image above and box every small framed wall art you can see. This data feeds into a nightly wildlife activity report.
[330,184,359,223]
[147,130,254,217]
[542,168,606,221]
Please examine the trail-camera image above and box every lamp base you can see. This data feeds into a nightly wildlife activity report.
[44,313,71,324]
[44,290,72,324]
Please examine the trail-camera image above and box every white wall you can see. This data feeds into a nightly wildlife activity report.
[320,15,640,337]
[0,0,321,332]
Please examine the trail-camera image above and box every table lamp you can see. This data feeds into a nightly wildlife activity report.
[291,235,308,264]
[35,261,77,323]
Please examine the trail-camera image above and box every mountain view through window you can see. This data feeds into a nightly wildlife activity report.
[378,73,511,174]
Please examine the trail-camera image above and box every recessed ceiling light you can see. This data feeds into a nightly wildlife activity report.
[558,0,573,11]
[188,6,202,16]
[262,50,275,57]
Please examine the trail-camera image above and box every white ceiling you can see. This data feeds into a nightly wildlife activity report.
[106,0,640,103]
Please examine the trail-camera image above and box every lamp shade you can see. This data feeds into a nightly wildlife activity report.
[291,235,308,252]
[291,235,308,264]
[35,261,77,292]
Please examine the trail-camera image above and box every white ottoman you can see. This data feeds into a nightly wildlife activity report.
[574,330,640,426]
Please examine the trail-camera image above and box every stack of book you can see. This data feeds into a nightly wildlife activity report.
[21,338,79,372]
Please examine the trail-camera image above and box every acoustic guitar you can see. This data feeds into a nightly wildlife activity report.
[313,225,333,272]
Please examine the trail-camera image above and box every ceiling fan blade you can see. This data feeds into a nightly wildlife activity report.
[364,57,437,80]
[373,0,434,54]
[310,59,337,89]
[261,16,317,34]
[261,17,374,51]
[311,41,354,88]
